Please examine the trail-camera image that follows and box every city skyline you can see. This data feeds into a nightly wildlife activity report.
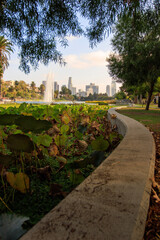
[3,35,122,94]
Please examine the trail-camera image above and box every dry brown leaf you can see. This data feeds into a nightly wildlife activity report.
[150,177,160,191]
[48,125,60,135]
[111,114,117,119]
[49,143,59,156]
[78,140,88,151]
[152,188,160,203]
[91,121,100,130]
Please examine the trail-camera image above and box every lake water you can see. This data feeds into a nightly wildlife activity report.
[16,100,86,105]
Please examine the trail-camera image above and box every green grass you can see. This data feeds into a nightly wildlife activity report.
[117,108,160,132]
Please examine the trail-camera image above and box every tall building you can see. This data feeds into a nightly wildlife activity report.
[54,81,59,91]
[106,85,110,97]
[78,89,87,97]
[86,87,94,96]
[111,80,116,96]
[68,77,72,91]
[68,77,76,95]
[85,83,99,94]
[71,87,76,95]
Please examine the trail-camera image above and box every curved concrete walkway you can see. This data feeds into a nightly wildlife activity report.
[21,109,155,240]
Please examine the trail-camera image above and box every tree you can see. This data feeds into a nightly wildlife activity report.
[107,8,160,110]
[0,0,157,73]
[39,84,45,96]
[60,86,71,95]
[54,90,59,99]
[115,91,126,100]
[0,36,13,98]
[31,81,36,91]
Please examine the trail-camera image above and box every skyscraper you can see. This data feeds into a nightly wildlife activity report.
[106,85,110,97]
[85,83,99,94]
[68,77,76,95]
[68,77,72,91]
[54,81,59,91]
[111,80,116,96]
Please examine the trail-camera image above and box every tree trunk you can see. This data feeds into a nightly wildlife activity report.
[145,81,155,110]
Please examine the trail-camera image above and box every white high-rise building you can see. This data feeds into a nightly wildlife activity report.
[85,83,99,94]
[111,80,116,96]
[106,85,110,97]
[68,77,76,95]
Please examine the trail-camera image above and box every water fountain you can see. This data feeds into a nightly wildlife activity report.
[44,72,54,103]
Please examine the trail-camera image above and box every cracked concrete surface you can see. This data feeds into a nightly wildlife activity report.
[21,108,155,240]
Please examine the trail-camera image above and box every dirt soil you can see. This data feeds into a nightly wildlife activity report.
[143,131,160,240]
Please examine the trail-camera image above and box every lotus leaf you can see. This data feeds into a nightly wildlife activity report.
[55,135,67,146]
[60,125,69,134]
[15,116,52,133]
[6,172,29,193]
[91,136,109,151]
[6,134,34,152]
[61,112,71,124]
[36,134,52,147]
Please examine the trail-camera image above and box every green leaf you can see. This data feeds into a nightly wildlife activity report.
[109,132,118,143]
[55,135,67,146]
[15,116,52,133]
[69,171,85,185]
[18,103,28,112]
[36,134,52,147]
[6,134,34,153]
[74,130,83,139]
[91,136,109,151]
[60,125,69,134]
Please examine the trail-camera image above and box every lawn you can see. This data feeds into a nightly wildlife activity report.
[117,108,160,132]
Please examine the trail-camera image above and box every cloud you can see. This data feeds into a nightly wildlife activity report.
[66,36,79,41]
[64,50,112,69]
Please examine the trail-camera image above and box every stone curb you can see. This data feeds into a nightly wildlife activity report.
[21,108,155,240]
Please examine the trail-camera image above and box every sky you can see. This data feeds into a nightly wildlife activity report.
[4,34,121,94]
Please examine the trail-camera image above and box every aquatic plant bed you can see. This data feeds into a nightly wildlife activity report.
[0,103,122,237]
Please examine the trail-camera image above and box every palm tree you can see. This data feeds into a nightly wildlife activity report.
[0,36,13,99]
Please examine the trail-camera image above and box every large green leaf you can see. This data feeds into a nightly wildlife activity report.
[60,125,69,134]
[69,151,106,168]
[69,171,85,185]
[91,136,109,151]
[36,134,52,147]
[55,135,67,146]
[15,116,52,133]
[0,114,19,126]
[6,134,34,152]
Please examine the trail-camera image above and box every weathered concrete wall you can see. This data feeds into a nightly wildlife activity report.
[21,108,155,240]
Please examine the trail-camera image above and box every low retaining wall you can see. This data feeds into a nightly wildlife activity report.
[21,108,155,240]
